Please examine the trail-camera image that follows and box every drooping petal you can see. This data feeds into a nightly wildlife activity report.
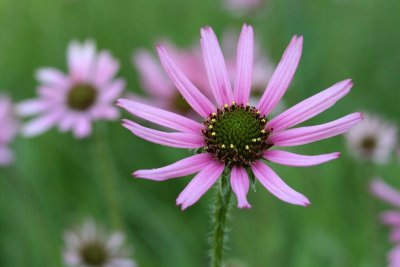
[268,79,353,132]
[93,51,120,86]
[99,79,125,103]
[35,68,70,88]
[68,40,96,82]
[21,110,64,137]
[269,112,363,147]
[133,49,173,98]
[133,153,215,181]
[256,36,303,116]
[0,146,14,166]
[176,161,224,210]
[157,45,215,117]
[251,161,310,206]
[230,166,251,208]
[16,99,52,116]
[73,115,92,139]
[371,179,400,207]
[380,211,400,225]
[122,119,204,149]
[264,150,340,167]
[233,24,254,105]
[117,98,202,134]
[200,26,234,106]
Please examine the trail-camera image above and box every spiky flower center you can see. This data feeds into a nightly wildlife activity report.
[80,241,108,265]
[67,84,97,110]
[203,103,272,167]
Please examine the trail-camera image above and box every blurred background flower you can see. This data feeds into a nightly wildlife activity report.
[0,95,18,166]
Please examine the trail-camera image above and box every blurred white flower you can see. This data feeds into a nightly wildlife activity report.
[344,113,397,164]
[63,219,136,267]
[0,94,18,166]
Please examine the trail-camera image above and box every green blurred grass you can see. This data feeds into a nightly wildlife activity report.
[0,0,400,266]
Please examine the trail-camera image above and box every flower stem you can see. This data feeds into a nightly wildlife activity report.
[210,172,233,267]
[93,123,124,230]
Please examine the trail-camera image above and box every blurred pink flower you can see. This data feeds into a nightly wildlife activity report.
[0,95,18,166]
[63,219,135,267]
[345,113,397,164]
[17,40,125,139]
[371,179,400,267]
[118,24,362,210]
[132,31,276,116]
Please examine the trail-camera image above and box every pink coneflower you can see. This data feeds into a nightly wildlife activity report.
[63,219,136,267]
[371,179,400,267]
[118,24,362,210]
[132,41,210,116]
[0,95,18,166]
[345,113,397,164]
[17,40,125,139]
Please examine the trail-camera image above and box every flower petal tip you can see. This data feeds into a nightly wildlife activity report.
[238,203,252,209]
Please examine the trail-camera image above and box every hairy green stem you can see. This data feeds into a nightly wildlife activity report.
[93,124,124,230]
[210,174,233,267]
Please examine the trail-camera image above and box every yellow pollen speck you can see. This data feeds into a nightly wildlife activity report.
[257,138,262,141]
[224,104,229,108]
[212,112,217,116]
[208,125,213,129]
[256,111,260,114]
[221,144,226,148]
[245,145,250,150]
[261,119,266,123]
[211,132,216,136]
[261,130,266,134]
[230,144,234,149]
[232,101,236,105]
[246,102,250,106]
[211,119,216,123]
[252,138,257,142]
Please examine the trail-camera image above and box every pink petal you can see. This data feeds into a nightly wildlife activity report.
[251,161,310,206]
[21,110,63,137]
[133,50,173,98]
[390,228,400,243]
[35,68,70,88]
[38,86,65,101]
[380,211,400,226]
[230,166,251,208]
[0,146,14,166]
[268,79,353,132]
[233,24,254,105]
[371,179,400,207]
[90,105,119,120]
[269,112,363,147]
[122,119,204,149]
[16,99,52,116]
[200,26,234,106]
[117,98,202,134]
[264,150,340,167]
[73,115,92,139]
[256,36,303,116]
[157,45,215,117]
[67,40,96,82]
[59,113,78,132]
[93,51,120,86]
[99,79,125,103]
[133,153,215,181]
[389,245,400,267]
[176,160,224,210]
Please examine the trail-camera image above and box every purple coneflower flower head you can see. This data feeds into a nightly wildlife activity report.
[17,40,125,139]
[371,179,400,267]
[118,24,362,210]
[63,219,136,267]
[345,113,397,164]
[0,95,18,166]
